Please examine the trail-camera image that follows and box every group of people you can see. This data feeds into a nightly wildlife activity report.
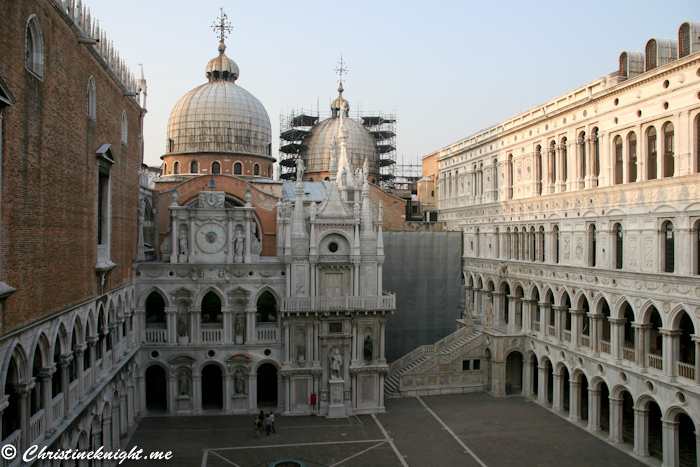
[253,411,276,438]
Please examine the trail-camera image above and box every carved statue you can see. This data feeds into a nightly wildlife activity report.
[310,202,317,222]
[353,203,360,223]
[234,369,245,395]
[485,297,494,328]
[329,347,343,380]
[234,233,244,255]
[251,222,257,239]
[354,168,362,188]
[296,158,305,181]
[378,201,383,223]
[179,370,189,396]
[339,166,347,187]
[364,334,373,361]
[178,231,188,256]
[235,314,244,336]
[178,314,188,337]
[363,157,369,182]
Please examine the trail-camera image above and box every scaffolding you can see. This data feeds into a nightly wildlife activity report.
[278,108,397,190]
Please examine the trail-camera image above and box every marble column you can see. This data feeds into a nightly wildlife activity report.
[609,318,626,362]
[633,407,650,457]
[537,365,548,404]
[608,397,623,443]
[588,388,601,432]
[662,419,679,467]
[552,373,564,411]
[569,380,581,421]
[38,366,55,435]
[522,361,534,396]
[15,381,34,452]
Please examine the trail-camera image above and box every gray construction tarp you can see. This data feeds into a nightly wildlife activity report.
[382,231,464,362]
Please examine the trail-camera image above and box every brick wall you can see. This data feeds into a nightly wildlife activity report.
[0,0,142,334]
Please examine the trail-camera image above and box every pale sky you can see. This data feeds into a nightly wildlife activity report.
[84,0,696,170]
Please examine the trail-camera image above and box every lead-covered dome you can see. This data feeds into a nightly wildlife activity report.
[301,86,379,179]
[165,40,271,157]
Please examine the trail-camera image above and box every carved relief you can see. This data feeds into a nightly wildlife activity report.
[644,238,653,268]
[575,238,583,261]
[629,237,638,266]
[564,237,571,260]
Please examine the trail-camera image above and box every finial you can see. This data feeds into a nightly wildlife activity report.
[335,54,348,86]
[212,7,233,51]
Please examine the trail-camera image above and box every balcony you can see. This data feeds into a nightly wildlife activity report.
[201,328,222,343]
[51,393,64,426]
[600,340,611,354]
[678,361,695,380]
[29,409,44,445]
[581,335,590,348]
[257,325,278,343]
[622,346,635,362]
[145,328,167,344]
[282,293,396,313]
[648,353,663,371]
[1,429,20,467]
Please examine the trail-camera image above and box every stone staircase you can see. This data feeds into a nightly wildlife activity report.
[384,326,482,398]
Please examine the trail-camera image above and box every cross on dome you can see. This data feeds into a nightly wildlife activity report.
[334,55,348,85]
[212,8,233,45]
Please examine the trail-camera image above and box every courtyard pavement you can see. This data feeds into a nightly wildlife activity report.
[122,393,649,467]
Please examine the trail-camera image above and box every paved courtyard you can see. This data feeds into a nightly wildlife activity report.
[123,393,650,467]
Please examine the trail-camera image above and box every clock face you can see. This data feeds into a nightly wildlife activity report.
[196,223,227,254]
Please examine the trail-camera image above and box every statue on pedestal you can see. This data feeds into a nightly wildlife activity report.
[364,334,373,362]
[179,231,188,256]
[234,233,244,256]
[234,369,245,395]
[179,370,189,396]
[329,347,343,380]
[178,314,188,337]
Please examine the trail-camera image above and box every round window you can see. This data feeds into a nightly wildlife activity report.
[328,242,339,253]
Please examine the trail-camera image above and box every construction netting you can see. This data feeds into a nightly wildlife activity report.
[382,231,464,362]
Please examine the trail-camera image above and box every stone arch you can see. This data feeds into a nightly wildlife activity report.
[195,285,227,308]
[251,358,282,374]
[28,329,51,369]
[69,313,85,345]
[317,229,353,250]
[526,282,541,301]
[195,358,228,377]
[665,405,698,427]
[588,375,609,391]
[555,286,573,307]
[50,321,69,356]
[142,361,172,378]
[612,296,634,320]
[570,368,587,383]
[85,307,97,339]
[138,286,171,308]
[668,304,695,330]
[610,383,634,399]
[0,340,28,389]
[552,361,570,376]
[541,285,555,304]
[250,284,283,308]
[636,393,662,410]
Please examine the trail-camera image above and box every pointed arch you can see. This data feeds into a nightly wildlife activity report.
[1,340,28,389]
[195,285,227,307]
[28,330,51,370]
[138,286,170,308]
[250,284,283,307]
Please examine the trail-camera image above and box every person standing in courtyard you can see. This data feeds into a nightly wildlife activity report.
[265,413,272,436]
[269,412,276,433]
[253,417,261,438]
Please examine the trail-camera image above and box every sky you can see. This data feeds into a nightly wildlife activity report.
[84,0,696,170]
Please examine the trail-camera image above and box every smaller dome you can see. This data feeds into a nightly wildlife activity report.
[205,40,239,82]
[331,83,348,117]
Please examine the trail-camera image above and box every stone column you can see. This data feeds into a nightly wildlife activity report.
[74,344,86,403]
[190,306,202,345]
[91,428,103,467]
[552,373,564,411]
[553,305,564,342]
[522,360,534,396]
[15,381,34,451]
[137,375,146,415]
[379,320,386,363]
[120,392,128,436]
[609,318,625,362]
[38,366,55,434]
[248,374,257,412]
[576,138,585,189]
[165,306,178,344]
[569,380,581,421]
[87,337,97,389]
[570,309,584,348]
[537,365,548,404]
[313,321,320,364]
[541,303,552,337]
[632,324,647,367]
[246,306,257,344]
[59,354,72,418]
[193,375,202,414]
[555,144,566,193]
[491,361,506,397]
[692,335,700,384]
[102,413,112,453]
[660,329,680,378]
[588,313,600,354]
[588,388,601,432]
[492,292,505,328]
[522,299,535,333]
[633,407,649,457]
[608,397,623,443]
[547,147,556,194]
[224,374,233,413]
[506,295,517,333]
[662,419,679,467]
[170,214,179,263]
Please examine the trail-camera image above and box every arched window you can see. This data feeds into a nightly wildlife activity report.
[163,163,167,176]
[25,15,44,77]
[592,127,600,180]
[662,221,674,273]
[87,76,96,120]
[614,136,623,185]
[628,132,637,182]
[513,227,519,260]
[588,224,597,267]
[553,225,560,264]
[145,292,166,327]
[254,164,260,176]
[173,161,179,175]
[475,228,480,256]
[549,141,557,184]
[121,111,128,144]
[614,223,623,270]
[647,126,657,180]
[578,132,586,181]
[679,22,691,58]
[538,226,546,262]
[663,122,674,178]
[234,162,242,175]
[268,165,272,177]
[645,39,658,71]
[190,161,198,173]
[560,137,567,183]
[202,292,222,325]
[535,146,542,195]
[507,154,513,199]
[212,162,221,174]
